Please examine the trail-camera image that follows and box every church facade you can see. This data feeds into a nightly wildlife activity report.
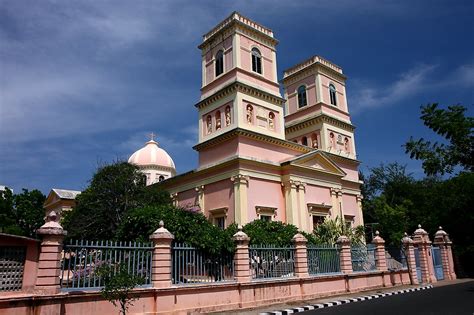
[157,12,363,233]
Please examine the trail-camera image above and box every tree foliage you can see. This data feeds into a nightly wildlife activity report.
[405,103,473,176]
[0,188,45,237]
[63,162,171,240]
[312,216,365,246]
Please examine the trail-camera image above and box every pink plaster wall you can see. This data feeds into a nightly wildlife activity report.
[205,180,235,224]
[238,34,275,82]
[320,75,347,112]
[337,161,359,182]
[204,36,233,85]
[236,70,280,94]
[201,102,233,137]
[242,98,280,134]
[247,178,285,222]
[342,194,358,217]
[305,185,332,207]
[178,188,197,208]
[286,75,316,115]
[237,136,299,163]
[199,137,239,167]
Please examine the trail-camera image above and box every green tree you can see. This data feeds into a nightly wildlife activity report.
[98,264,145,315]
[63,162,171,240]
[0,188,45,237]
[405,103,473,176]
[312,217,365,246]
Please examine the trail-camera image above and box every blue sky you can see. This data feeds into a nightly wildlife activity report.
[1,0,473,194]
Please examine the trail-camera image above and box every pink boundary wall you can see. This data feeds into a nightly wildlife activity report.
[0,271,411,315]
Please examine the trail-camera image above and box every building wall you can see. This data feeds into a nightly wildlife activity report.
[247,178,285,222]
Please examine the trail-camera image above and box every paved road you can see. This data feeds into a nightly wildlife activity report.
[301,280,474,315]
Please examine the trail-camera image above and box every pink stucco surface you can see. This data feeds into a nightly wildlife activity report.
[236,70,280,94]
[305,185,332,206]
[205,179,235,224]
[337,161,359,182]
[320,75,347,112]
[177,188,197,208]
[237,136,300,164]
[199,137,239,167]
[342,194,358,216]
[247,178,285,222]
[0,270,411,315]
[238,34,275,82]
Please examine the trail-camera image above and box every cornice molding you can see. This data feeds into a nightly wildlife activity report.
[138,165,176,174]
[197,79,284,110]
[281,63,346,87]
[193,127,311,153]
[285,113,355,134]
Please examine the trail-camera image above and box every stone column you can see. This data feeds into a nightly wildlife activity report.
[372,231,387,271]
[231,175,249,226]
[330,188,343,220]
[337,235,352,274]
[149,221,174,288]
[35,211,67,294]
[355,195,364,227]
[402,233,419,285]
[296,182,307,232]
[292,233,309,278]
[433,227,456,280]
[233,226,251,283]
[413,224,436,283]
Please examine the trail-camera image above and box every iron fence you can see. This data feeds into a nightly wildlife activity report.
[249,245,295,279]
[60,240,153,290]
[351,244,377,272]
[172,243,234,285]
[385,247,408,271]
[307,244,341,275]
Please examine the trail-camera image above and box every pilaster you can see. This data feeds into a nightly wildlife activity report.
[402,233,419,285]
[330,188,343,219]
[296,182,307,232]
[282,180,300,227]
[233,226,251,283]
[356,194,364,227]
[231,175,249,225]
[336,235,352,274]
[35,211,66,294]
[149,221,174,288]
[413,224,436,283]
[292,233,309,278]
[433,226,456,280]
[195,185,205,213]
[371,231,387,271]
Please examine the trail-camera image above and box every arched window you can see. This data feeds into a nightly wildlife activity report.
[329,84,337,106]
[246,105,253,124]
[268,112,275,130]
[302,136,308,146]
[297,85,307,108]
[251,48,262,74]
[159,175,165,182]
[215,50,224,77]
[206,115,212,134]
[215,110,221,130]
[311,134,318,149]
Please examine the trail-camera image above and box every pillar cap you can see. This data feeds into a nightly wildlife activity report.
[413,224,428,235]
[434,226,451,244]
[372,230,385,244]
[292,233,308,244]
[336,235,350,245]
[150,220,174,240]
[402,232,413,244]
[36,211,67,236]
[233,225,250,242]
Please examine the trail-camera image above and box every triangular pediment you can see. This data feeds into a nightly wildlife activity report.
[282,150,346,177]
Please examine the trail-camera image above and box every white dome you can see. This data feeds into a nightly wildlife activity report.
[128,140,176,171]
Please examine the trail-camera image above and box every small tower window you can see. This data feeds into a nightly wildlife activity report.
[215,110,222,130]
[246,105,253,124]
[297,85,307,108]
[268,112,275,130]
[329,84,337,106]
[302,136,308,146]
[215,50,224,77]
[251,48,262,74]
[158,175,165,182]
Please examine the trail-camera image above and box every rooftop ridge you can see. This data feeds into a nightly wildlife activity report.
[283,55,343,78]
[202,11,274,42]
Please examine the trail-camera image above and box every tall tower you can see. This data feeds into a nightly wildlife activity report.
[281,56,357,160]
[195,12,288,167]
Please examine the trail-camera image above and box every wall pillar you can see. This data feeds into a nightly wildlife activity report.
[402,233,419,285]
[231,175,249,226]
[296,182,307,232]
[337,235,352,274]
[330,188,343,220]
[292,233,309,278]
[355,194,364,227]
[195,185,205,214]
[413,224,436,283]
[282,180,300,227]
[372,231,387,271]
[233,226,251,283]
[35,211,66,294]
[149,221,174,288]
[433,226,456,280]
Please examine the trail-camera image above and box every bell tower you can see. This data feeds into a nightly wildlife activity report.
[195,12,286,160]
[281,56,357,160]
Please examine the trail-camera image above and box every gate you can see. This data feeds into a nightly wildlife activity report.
[413,247,422,282]
[431,246,444,280]
[0,246,26,291]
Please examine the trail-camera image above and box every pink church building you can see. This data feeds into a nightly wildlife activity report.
[156,12,363,233]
